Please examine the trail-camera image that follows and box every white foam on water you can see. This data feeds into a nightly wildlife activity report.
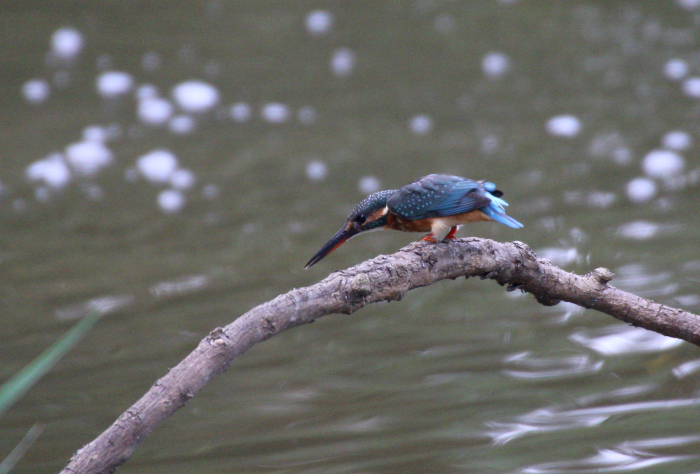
[409,115,433,135]
[172,80,220,113]
[626,178,657,203]
[96,71,134,98]
[642,149,685,178]
[136,149,179,184]
[65,141,113,176]
[664,58,689,81]
[358,176,382,194]
[331,48,355,77]
[22,79,50,104]
[546,115,581,138]
[306,10,333,35]
[230,102,251,122]
[681,77,700,98]
[306,160,328,181]
[51,27,84,59]
[170,169,196,190]
[168,115,196,134]
[661,130,692,151]
[26,153,71,189]
[482,51,510,78]
[261,102,290,123]
[138,97,174,125]
[158,189,186,213]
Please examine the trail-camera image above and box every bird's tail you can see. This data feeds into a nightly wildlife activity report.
[482,182,524,229]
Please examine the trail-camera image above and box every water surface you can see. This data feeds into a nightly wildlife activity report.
[1,2,700,473]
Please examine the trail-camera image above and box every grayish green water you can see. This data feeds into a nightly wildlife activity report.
[2,1,700,473]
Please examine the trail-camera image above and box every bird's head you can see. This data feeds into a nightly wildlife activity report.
[304,189,396,268]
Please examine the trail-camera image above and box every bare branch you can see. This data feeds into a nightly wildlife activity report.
[60,238,700,474]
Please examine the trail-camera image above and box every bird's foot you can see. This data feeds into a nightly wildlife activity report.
[442,227,458,242]
[420,233,438,243]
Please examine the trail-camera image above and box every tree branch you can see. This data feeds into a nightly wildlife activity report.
[60,238,700,474]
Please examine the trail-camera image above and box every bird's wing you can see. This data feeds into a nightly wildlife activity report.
[387,174,493,219]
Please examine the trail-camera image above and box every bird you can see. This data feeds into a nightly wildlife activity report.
[304,174,523,268]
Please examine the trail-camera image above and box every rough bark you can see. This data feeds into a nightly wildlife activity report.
[60,238,700,474]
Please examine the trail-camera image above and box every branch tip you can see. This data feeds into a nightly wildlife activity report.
[591,267,615,284]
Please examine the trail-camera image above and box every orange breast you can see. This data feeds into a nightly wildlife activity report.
[386,213,433,232]
[386,210,492,233]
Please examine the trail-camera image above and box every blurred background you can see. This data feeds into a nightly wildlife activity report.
[2,1,700,473]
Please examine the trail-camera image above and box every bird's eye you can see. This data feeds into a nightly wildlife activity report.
[354,214,366,224]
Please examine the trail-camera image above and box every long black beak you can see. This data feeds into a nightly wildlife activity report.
[304,226,359,269]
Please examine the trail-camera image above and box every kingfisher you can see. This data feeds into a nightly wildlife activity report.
[304,174,523,268]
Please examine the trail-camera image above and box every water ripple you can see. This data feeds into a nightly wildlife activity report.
[149,274,210,297]
[536,247,581,267]
[613,264,679,298]
[569,325,683,355]
[502,351,603,380]
[672,358,700,378]
[487,397,700,445]
[56,294,134,321]
[521,435,700,473]
[523,449,694,473]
